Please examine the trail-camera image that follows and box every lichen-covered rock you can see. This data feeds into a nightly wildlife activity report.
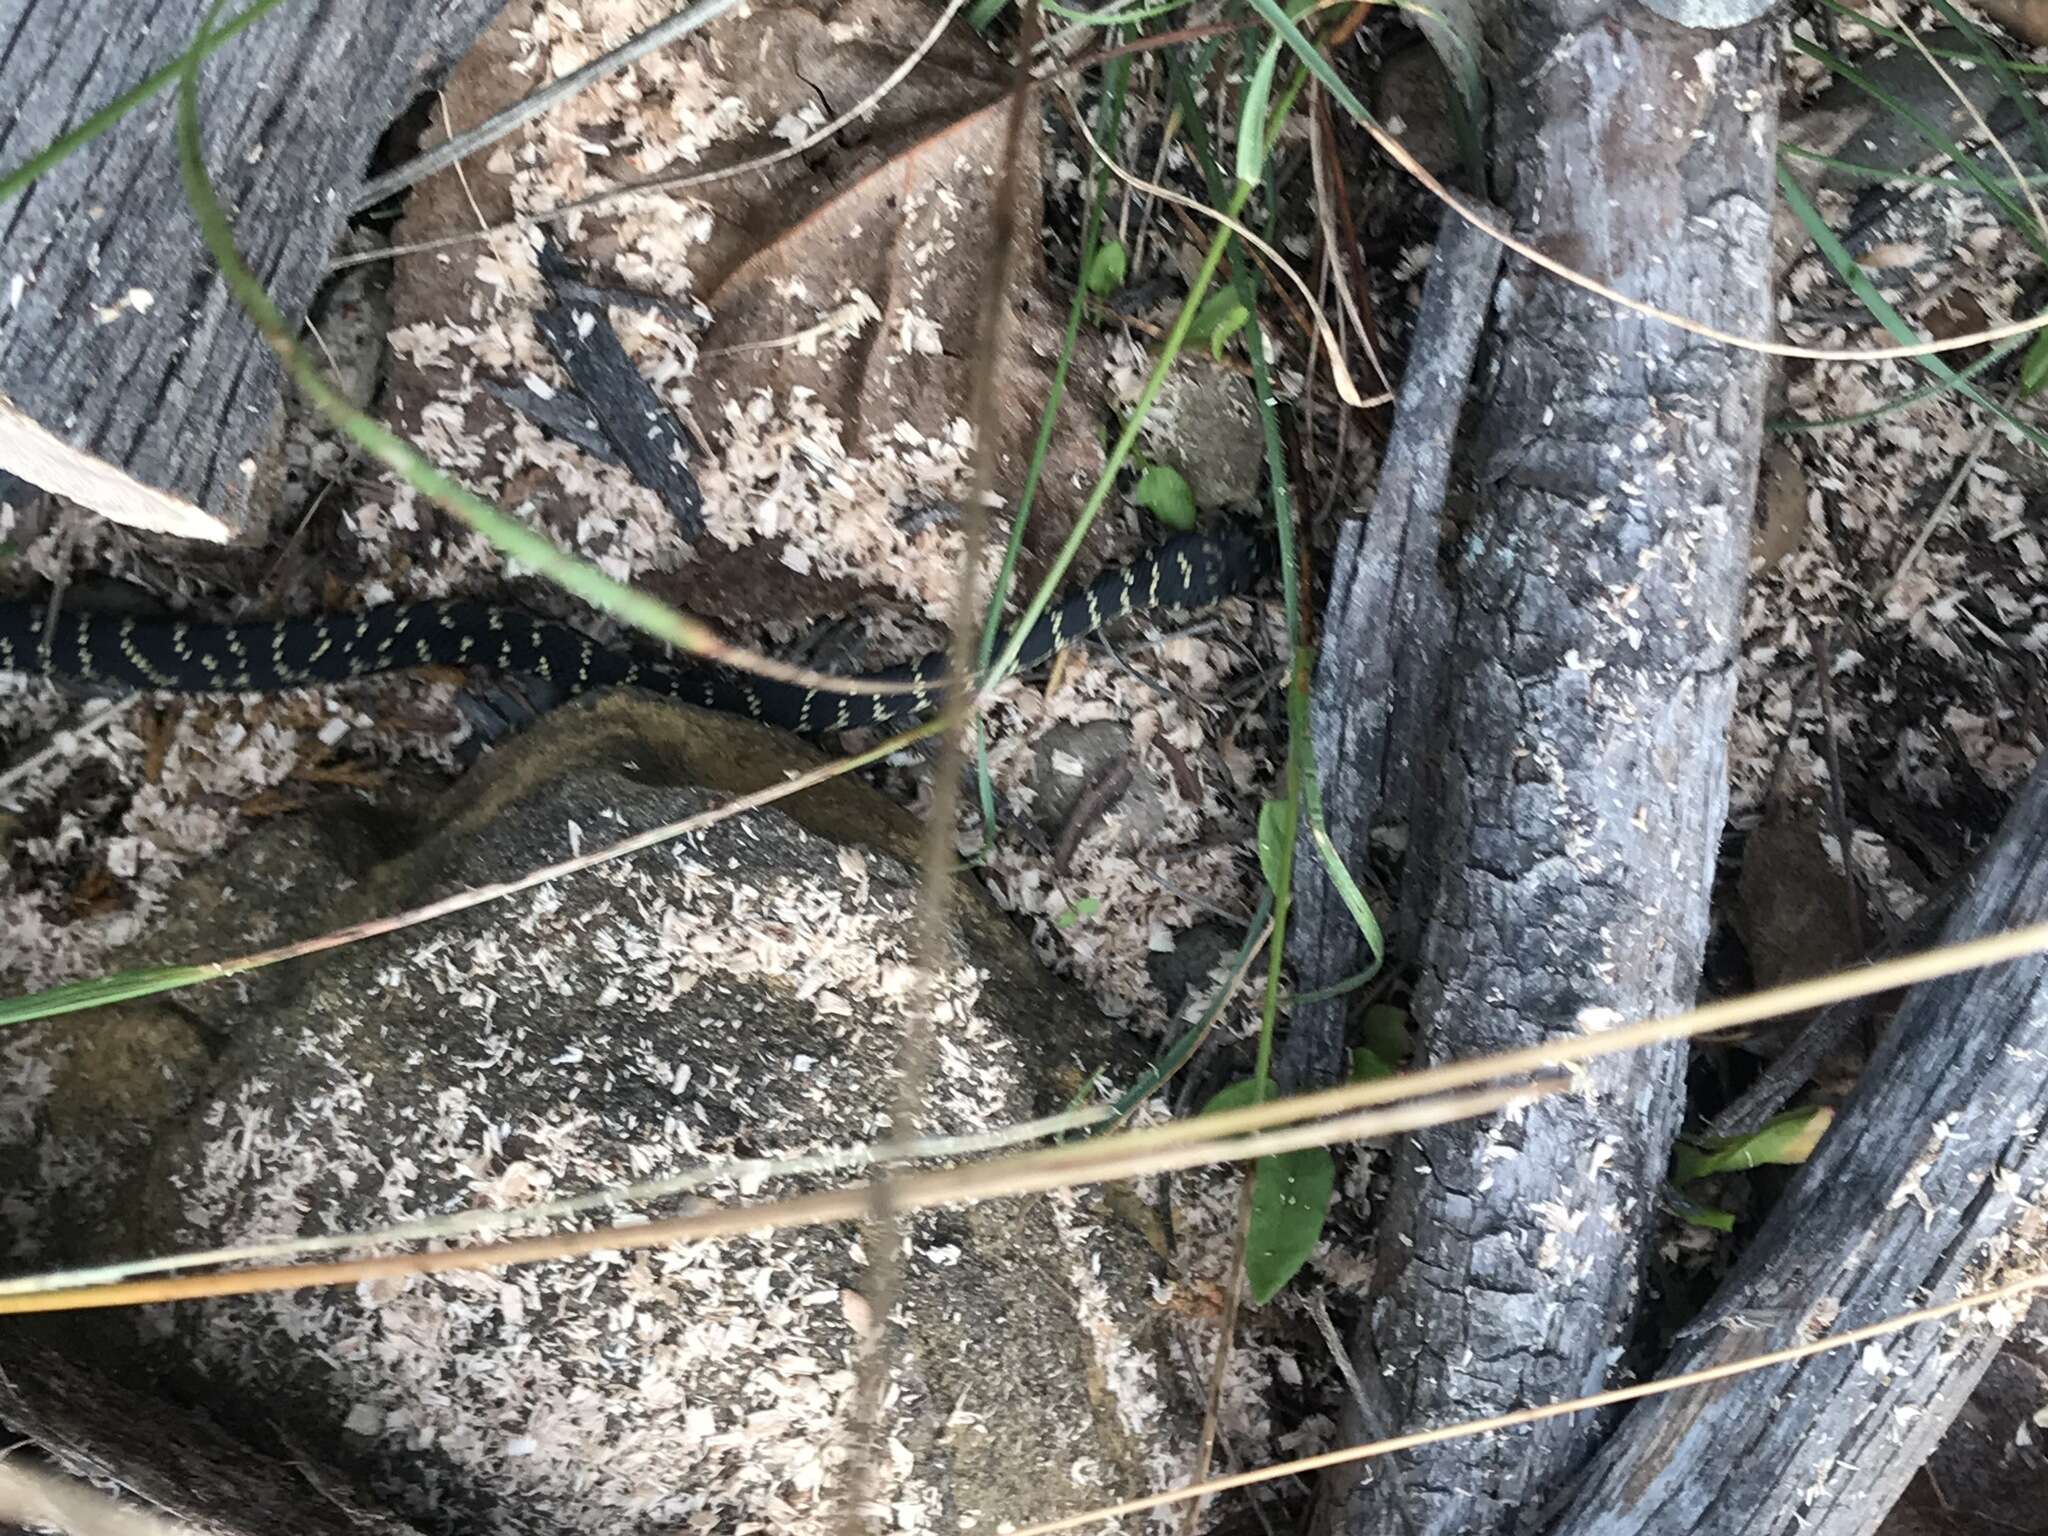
[64,693,1190,1535]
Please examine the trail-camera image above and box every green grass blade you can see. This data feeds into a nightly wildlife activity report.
[1241,0,1380,143]
[1236,34,1287,186]
[972,56,1128,846]
[1280,965,1382,1007]
[1816,0,2048,73]
[983,201,1250,685]
[1790,34,2048,265]
[0,0,294,207]
[1100,890,1276,1127]
[170,4,870,683]
[1781,141,2048,193]
[1769,332,2026,433]
[0,965,228,1028]
[1919,0,2048,215]
[1044,0,1195,23]
[1778,165,2048,454]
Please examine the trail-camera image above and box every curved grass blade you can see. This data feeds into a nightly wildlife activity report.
[1769,333,2026,433]
[171,4,914,701]
[1789,34,2048,265]
[1099,892,1276,1128]
[1779,164,2048,456]
[972,57,1128,845]
[1818,0,2048,74]
[0,0,293,207]
[1780,142,2048,193]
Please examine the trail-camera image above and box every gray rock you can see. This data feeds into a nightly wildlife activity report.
[1029,719,1133,837]
[50,692,1188,1536]
[1138,368,1263,509]
[1145,921,1242,1022]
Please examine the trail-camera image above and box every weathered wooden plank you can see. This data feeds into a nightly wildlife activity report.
[1319,8,1782,1532]
[0,0,505,540]
[1546,752,2048,1536]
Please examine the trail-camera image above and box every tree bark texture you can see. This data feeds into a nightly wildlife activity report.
[0,0,505,540]
[1545,753,2048,1536]
[0,1341,427,1534]
[1326,8,1780,1533]
[1280,206,1502,1095]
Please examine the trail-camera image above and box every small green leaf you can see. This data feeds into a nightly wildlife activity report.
[967,0,1010,28]
[1234,35,1286,186]
[1200,1082,1337,1300]
[1133,464,1197,530]
[1053,895,1102,930]
[1203,1078,1263,1117]
[1350,1046,1396,1082]
[1674,1106,1834,1183]
[1085,240,1128,296]
[1246,1148,1335,1303]
[1666,1185,1737,1231]
[2023,329,2048,397]
[1256,797,1294,895]
[1187,291,1249,359]
[1360,1003,1409,1068]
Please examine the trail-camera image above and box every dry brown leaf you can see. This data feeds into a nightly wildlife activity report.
[686,0,1110,581]
[1973,0,2048,47]
[377,0,1114,632]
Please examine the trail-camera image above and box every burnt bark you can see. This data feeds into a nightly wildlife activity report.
[1545,753,2048,1536]
[535,240,706,541]
[1281,206,1502,1094]
[0,1341,427,1534]
[1309,6,1781,1533]
[0,0,504,540]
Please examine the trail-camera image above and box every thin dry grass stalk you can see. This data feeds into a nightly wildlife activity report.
[1007,1262,2048,1534]
[1062,93,1389,409]
[837,6,1045,1527]
[0,1105,1111,1297]
[9,716,940,1027]
[336,0,975,272]
[0,1081,1552,1315]
[1350,58,2048,362]
[11,918,2048,1309]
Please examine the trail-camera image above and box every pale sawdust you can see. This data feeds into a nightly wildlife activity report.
[151,839,1027,1535]
[1737,6,2048,839]
[29,0,2033,1524]
[0,1,1301,1530]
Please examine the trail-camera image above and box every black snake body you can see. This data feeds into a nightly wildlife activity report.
[0,530,1267,734]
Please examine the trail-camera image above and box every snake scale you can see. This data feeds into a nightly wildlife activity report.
[0,529,1268,734]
